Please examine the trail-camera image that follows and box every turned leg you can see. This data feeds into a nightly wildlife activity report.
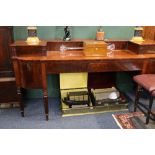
[41,63,48,121]
[134,85,141,112]
[146,95,153,124]
[17,87,24,117]
[43,89,48,121]
[13,60,24,117]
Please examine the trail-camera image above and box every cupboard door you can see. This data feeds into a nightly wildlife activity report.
[19,61,43,89]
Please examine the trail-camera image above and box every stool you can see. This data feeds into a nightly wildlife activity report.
[133,74,155,124]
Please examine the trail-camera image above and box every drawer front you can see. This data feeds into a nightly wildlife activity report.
[47,62,88,73]
[88,61,143,72]
[88,62,120,72]
[47,60,144,73]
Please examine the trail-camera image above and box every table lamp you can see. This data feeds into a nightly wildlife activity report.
[131,26,144,43]
[26,26,40,45]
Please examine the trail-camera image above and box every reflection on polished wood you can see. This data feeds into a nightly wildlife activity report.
[13,50,154,61]
[11,39,155,120]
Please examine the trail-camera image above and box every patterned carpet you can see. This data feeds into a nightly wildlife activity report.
[112,91,155,129]
[113,111,155,129]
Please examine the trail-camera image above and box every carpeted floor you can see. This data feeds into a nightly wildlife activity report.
[0,98,128,129]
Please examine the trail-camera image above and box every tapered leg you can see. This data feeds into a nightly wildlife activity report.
[17,87,24,117]
[13,60,24,117]
[43,90,48,121]
[146,95,153,124]
[134,85,141,112]
[41,63,48,121]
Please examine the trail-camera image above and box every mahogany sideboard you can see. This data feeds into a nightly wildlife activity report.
[10,39,155,120]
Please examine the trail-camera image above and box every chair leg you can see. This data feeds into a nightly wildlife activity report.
[146,95,154,124]
[134,85,141,112]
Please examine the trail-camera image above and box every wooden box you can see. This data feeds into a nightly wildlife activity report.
[83,41,107,56]
[128,40,155,54]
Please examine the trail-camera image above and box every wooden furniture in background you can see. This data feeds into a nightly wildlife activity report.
[0,27,19,106]
[0,27,13,77]
[143,26,155,40]
[0,77,18,104]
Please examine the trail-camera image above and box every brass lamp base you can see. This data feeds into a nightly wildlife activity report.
[26,37,40,45]
[131,36,144,43]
